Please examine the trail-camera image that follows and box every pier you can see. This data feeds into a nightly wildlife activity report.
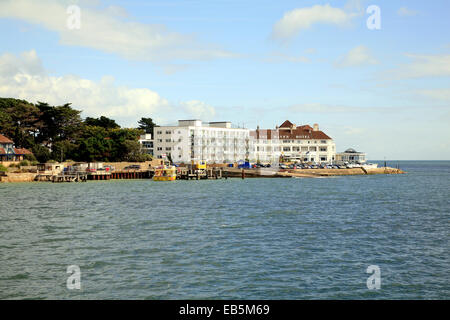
[110,170,152,179]
[35,173,88,182]
[176,168,223,180]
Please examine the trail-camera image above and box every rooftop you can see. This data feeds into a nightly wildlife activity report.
[0,134,13,144]
[277,121,332,140]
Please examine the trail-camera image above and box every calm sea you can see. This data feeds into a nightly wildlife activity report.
[0,161,449,299]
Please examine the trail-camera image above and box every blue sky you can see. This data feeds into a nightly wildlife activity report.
[0,0,449,159]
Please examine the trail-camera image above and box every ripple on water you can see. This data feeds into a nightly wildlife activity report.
[0,161,449,299]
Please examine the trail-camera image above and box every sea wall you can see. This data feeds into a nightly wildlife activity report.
[0,161,20,168]
[0,173,37,183]
[102,160,162,171]
[282,167,405,178]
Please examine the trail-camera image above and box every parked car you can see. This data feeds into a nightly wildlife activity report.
[124,164,141,170]
[104,165,115,172]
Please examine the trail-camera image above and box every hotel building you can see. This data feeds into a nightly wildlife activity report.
[152,119,336,164]
[249,127,281,164]
[138,134,154,155]
[153,120,251,163]
[275,120,336,163]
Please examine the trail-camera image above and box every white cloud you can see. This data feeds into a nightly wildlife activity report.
[0,0,237,62]
[180,100,216,120]
[304,48,317,55]
[264,52,310,63]
[335,45,378,67]
[418,89,450,101]
[0,50,45,77]
[388,54,450,79]
[271,4,357,40]
[398,7,418,17]
[289,103,388,113]
[0,50,213,125]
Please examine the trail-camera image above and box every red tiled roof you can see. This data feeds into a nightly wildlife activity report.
[0,147,5,154]
[0,134,13,144]
[278,124,332,140]
[279,120,294,128]
[14,148,32,155]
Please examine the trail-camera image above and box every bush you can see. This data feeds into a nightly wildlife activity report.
[0,164,7,172]
[31,160,39,166]
[20,160,30,166]
[32,145,51,163]
[47,159,57,163]
[24,153,37,162]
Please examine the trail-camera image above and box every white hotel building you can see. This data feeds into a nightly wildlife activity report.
[152,119,336,164]
[153,120,251,163]
[275,120,336,163]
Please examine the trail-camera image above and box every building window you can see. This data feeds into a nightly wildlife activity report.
[166,131,171,134]
[157,131,162,135]
[165,147,171,151]
[283,147,290,152]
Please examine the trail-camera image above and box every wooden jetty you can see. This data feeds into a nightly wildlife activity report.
[176,167,223,180]
[110,170,152,179]
[35,173,88,182]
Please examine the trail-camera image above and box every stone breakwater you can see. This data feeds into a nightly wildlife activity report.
[278,167,405,178]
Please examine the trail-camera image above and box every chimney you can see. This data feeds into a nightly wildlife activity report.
[313,123,319,131]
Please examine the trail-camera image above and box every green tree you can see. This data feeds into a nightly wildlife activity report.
[0,98,42,148]
[138,117,156,135]
[32,144,51,163]
[51,140,78,162]
[85,116,120,129]
[36,102,83,146]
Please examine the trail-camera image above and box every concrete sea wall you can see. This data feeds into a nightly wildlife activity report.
[0,173,37,183]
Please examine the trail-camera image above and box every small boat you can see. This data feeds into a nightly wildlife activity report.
[362,163,378,169]
[153,165,177,181]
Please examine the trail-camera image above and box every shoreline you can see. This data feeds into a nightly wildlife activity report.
[0,166,405,183]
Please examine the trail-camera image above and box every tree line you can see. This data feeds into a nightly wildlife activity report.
[0,97,157,163]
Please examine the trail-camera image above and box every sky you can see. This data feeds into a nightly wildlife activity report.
[0,0,449,160]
